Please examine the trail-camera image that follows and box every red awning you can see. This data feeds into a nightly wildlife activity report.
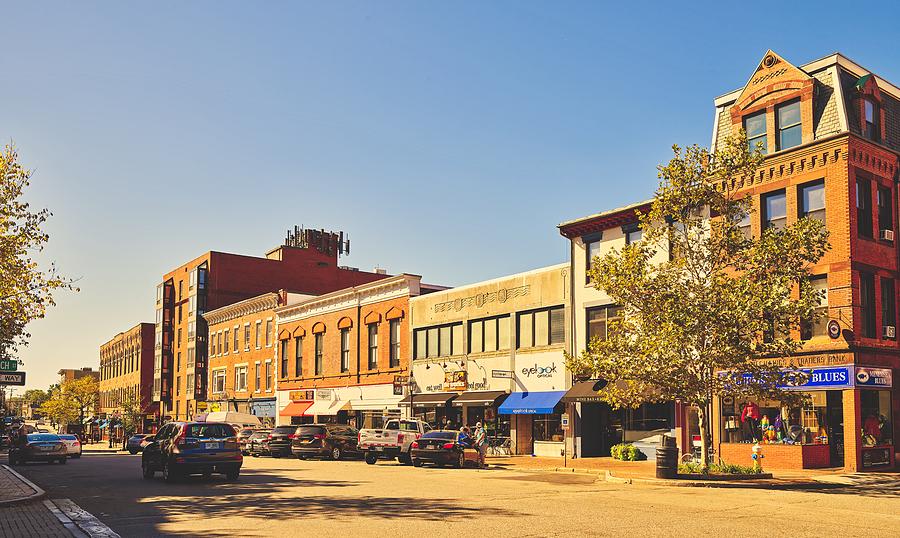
[279,401,313,417]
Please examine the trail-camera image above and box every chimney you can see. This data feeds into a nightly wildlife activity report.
[374,267,387,275]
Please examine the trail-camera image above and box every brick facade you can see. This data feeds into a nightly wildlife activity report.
[155,239,389,423]
[99,323,156,432]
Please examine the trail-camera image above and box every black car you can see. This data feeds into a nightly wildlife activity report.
[410,430,479,468]
[247,430,272,457]
[141,422,242,482]
[9,433,68,465]
[291,424,360,460]
[265,426,299,457]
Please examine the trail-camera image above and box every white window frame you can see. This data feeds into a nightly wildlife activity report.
[234,363,248,392]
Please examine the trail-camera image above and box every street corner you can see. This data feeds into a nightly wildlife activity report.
[0,463,45,505]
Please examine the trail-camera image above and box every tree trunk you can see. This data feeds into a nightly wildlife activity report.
[697,403,711,471]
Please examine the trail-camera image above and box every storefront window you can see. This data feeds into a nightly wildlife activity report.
[533,414,563,442]
[861,390,893,446]
[721,392,833,445]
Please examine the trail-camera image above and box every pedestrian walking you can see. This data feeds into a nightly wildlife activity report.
[474,421,488,468]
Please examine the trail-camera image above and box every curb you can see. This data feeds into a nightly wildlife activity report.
[602,470,838,489]
[0,464,46,506]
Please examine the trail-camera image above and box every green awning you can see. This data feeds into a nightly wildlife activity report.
[856,74,872,90]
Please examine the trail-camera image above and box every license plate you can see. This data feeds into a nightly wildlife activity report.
[427,445,436,450]
[39,446,55,451]
[204,442,220,450]
[375,446,383,452]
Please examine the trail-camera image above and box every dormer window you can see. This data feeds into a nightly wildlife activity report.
[744,111,767,154]
[776,100,801,150]
[864,99,880,142]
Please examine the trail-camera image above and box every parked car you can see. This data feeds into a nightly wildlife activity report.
[141,422,242,482]
[247,430,271,457]
[291,424,360,461]
[9,433,68,465]
[236,428,256,455]
[410,430,479,468]
[57,434,83,458]
[126,434,156,454]
[267,425,301,458]
[358,419,431,465]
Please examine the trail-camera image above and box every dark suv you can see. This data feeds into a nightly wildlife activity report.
[291,424,360,460]
[267,426,299,457]
[141,422,242,482]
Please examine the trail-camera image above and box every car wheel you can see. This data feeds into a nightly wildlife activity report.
[412,458,423,467]
[59,457,67,465]
[330,447,342,461]
[73,453,81,459]
[142,462,155,479]
[225,469,240,481]
[163,463,180,483]
[398,452,412,465]
[455,452,465,469]
[364,453,378,465]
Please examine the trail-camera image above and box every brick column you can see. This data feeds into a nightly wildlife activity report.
[843,389,861,472]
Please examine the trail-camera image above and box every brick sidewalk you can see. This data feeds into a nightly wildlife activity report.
[0,464,43,504]
[0,501,72,537]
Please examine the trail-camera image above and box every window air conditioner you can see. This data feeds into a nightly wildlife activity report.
[880,229,894,241]
[883,325,896,339]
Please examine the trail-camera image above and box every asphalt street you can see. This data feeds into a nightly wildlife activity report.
[9,452,900,537]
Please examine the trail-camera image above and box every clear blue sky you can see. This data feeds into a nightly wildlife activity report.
[4,1,899,391]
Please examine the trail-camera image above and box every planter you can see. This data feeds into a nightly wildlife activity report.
[676,472,773,481]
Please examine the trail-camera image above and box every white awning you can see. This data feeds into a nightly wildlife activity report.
[347,398,403,411]
[306,399,350,416]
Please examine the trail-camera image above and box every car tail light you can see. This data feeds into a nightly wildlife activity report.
[411,441,419,449]
[313,434,325,440]
[267,434,273,440]
[397,433,404,444]
[73,442,80,446]
[442,443,455,449]
[288,434,297,439]
[174,429,187,448]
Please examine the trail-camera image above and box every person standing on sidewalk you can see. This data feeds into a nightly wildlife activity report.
[474,422,488,468]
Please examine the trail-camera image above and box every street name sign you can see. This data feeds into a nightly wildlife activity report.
[0,359,18,372]
[0,371,26,386]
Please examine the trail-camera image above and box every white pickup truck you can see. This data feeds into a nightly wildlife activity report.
[358,419,432,465]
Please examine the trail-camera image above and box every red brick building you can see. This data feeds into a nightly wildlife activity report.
[154,228,388,423]
[709,51,899,471]
[275,274,444,429]
[99,323,156,433]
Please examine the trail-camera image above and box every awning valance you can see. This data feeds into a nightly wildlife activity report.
[561,381,607,403]
[451,390,509,407]
[279,401,313,417]
[498,391,566,415]
[348,398,403,411]
[306,399,349,416]
[398,393,457,407]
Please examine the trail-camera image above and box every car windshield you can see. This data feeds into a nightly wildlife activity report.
[250,431,270,439]
[184,424,235,439]
[58,435,77,441]
[27,434,60,442]
[297,426,326,436]
[420,431,457,440]
[239,429,254,436]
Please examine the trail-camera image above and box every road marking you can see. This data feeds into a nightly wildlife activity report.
[45,498,121,538]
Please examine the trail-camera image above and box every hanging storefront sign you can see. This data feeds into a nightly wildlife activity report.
[443,371,467,392]
[855,367,892,387]
[727,366,854,391]
[317,389,334,401]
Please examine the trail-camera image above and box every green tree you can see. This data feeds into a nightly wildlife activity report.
[62,376,99,429]
[0,144,78,359]
[118,389,144,449]
[566,134,830,470]
[23,388,50,407]
[38,389,78,426]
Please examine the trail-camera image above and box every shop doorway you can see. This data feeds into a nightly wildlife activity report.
[579,403,622,457]
[826,391,844,467]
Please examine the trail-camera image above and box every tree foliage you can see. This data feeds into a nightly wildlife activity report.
[566,134,830,467]
[0,144,78,358]
[38,387,78,426]
[63,376,99,427]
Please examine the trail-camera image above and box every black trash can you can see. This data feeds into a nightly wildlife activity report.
[656,435,678,479]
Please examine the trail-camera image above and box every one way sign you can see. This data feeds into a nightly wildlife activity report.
[0,371,26,386]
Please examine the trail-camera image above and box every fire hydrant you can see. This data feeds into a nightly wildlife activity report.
[751,443,764,473]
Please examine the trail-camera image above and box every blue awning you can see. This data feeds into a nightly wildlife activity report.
[498,391,566,415]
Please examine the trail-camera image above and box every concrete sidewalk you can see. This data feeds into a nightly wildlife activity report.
[485,455,881,488]
[0,463,45,505]
[0,463,73,536]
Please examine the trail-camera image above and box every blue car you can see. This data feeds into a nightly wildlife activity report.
[141,422,242,482]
